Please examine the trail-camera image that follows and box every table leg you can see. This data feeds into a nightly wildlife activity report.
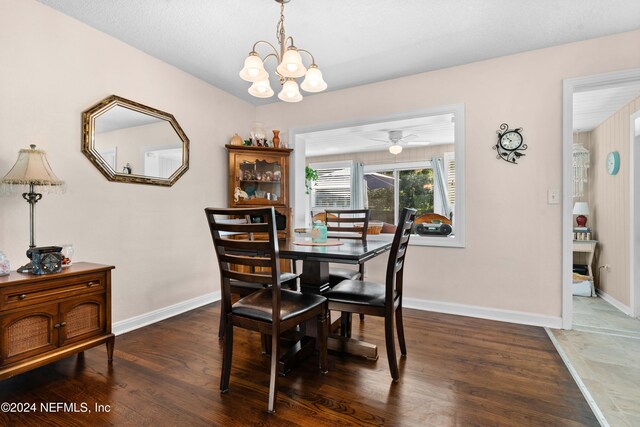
[326,312,378,359]
[300,260,331,294]
[327,335,378,360]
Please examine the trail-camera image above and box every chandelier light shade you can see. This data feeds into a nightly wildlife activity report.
[278,78,303,103]
[1,145,65,249]
[239,0,327,103]
[301,65,327,93]
[239,53,269,82]
[276,48,306,78]
[389,144,403,155]
[248,79,274,98]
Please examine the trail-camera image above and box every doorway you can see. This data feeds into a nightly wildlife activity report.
[557,68,640,425]
[562,68,640,329]
[631,110,640,317]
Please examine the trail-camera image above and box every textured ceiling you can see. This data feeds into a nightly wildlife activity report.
[37,0,640,105]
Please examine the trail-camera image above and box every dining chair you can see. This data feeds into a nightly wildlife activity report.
[324,207,417,382]
[324,209,370,286]
[214,215,299,339]
[205,206,328,413]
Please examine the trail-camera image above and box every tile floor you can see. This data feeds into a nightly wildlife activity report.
[550,296,640,427]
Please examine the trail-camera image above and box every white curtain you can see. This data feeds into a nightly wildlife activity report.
[432,156,451,218]
[351,161,365,209]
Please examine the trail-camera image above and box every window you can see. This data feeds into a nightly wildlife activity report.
[365,161,446,225]
[293,103,465,247]
[309,161,352,209]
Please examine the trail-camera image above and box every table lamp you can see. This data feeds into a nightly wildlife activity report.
[572,202,589,227]
[1,145,65,249]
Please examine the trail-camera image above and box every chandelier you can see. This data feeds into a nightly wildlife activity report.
[239,0,327,103]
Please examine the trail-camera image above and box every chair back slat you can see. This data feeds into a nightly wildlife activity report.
[222,269,273,284]
[213,237,272,252]
[214,222,271,233]
[205,207,282,324]
[385,208,417,303]
[324,209,370,241]
[218,253,272,268]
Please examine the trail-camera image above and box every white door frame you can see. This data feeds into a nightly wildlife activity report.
[562,68,640,329]
[630,109,640,317]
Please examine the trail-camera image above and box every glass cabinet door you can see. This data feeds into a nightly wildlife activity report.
[236,157,283,204]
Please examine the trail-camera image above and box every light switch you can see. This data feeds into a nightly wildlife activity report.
[548,189,560,204]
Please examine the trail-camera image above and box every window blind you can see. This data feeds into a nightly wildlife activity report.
[311,166,352,208]
[444,153,456,210]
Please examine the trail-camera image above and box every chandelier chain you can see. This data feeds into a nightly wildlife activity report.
[276,1,286,52]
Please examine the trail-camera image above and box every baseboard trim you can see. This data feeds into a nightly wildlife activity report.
[113,291,220,335]
[404,297,563,329]
[114,293,560,335]
[597,289,632,316]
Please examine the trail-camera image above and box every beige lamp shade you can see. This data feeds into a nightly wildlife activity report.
[572,202,589,216]
[1,145,65,192]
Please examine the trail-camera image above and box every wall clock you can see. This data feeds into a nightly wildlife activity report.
[494,123,527,164]
[606,151,620,175]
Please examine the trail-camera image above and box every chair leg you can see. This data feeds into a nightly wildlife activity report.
[384,315,399,382]
[267,330,280,413]
[220,321,233,392]
[218,314,225,339]
[396,305,407,356]
[359,264,366,323]
[318,308,329,374]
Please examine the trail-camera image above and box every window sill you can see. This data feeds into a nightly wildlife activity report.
[366,233,465,248]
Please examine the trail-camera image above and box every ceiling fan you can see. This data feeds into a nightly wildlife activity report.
[368,130,430,155]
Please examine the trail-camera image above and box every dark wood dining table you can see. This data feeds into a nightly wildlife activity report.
[279,237,392,294]
[275,237,392,372]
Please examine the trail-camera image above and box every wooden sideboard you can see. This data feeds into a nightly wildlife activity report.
[0,262,114,380]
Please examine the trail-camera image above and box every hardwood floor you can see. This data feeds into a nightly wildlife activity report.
[0,303,597,426]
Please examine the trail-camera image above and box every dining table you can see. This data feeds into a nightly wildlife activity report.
[275,236,392,373]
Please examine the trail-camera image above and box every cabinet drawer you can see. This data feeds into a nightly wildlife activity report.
[0,273,105,311]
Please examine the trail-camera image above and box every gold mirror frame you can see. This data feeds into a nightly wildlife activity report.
[82,95,190,186]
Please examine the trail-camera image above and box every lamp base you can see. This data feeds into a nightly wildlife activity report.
[576,215,588,227]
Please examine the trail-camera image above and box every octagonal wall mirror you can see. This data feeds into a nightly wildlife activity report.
[82,95,190,186]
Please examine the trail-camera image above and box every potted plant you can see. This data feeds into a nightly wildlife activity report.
[305,166,318,195]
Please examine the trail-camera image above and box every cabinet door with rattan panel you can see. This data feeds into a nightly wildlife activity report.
[0,303,58,366]
[58,294,106,347]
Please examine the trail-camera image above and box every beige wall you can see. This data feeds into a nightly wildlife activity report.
[0,0,254,323]
[257,30,640,322]
[590,96,640,307]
